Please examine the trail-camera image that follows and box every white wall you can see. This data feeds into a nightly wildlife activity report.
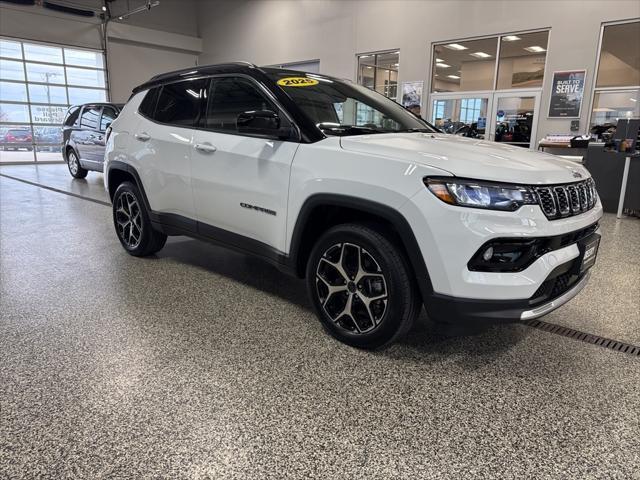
[0,0,201,102]
[196,0,640,143]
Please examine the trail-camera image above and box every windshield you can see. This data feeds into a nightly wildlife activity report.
[266,70,438,136]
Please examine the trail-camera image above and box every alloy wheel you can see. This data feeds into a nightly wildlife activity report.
[115,192,143,249]
[315,242,388,334]
[68,151,78,175]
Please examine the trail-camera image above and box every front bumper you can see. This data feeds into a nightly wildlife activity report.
[424,270,590,325]
[400,188,602,324]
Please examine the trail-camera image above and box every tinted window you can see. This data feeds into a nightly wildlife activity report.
[80,106,101,129]
[206,77,276,132]
[100,106,117,131]
[139,87,159,117]
[154,79,205,126]
[64,106,81,127]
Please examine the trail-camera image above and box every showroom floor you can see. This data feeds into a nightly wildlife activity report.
[1,164,639,479]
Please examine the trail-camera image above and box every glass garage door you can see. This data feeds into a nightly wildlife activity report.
[0,37,107,163]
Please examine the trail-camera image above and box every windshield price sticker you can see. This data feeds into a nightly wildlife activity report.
[277,77,319,87]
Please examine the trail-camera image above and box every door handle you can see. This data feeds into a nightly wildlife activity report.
[195,143,217,154]
[135,132,150,142]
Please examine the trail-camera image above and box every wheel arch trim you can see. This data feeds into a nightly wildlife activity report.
[288,193,434,302]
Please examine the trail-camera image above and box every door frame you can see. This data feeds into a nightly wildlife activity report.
[488,89,542,148]
[428,88,542,149]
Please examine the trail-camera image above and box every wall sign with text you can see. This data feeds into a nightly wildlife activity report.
[548,70,586,118]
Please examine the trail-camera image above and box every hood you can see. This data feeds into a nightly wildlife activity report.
[340,133,590,185]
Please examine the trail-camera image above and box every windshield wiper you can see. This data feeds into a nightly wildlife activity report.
[317,123,386,136]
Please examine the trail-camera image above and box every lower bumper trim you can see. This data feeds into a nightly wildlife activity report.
[520,271,590,320]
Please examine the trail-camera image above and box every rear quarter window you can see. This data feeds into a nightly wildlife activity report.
[138,88,159,118]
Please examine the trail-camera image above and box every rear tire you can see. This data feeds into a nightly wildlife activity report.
[112,181,167,257]
[67,149,88,179]
[306,223,421,349]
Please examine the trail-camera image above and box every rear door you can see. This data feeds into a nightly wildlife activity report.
[132,79,206,221]
[190,75,298,252]
[92,105,118,170]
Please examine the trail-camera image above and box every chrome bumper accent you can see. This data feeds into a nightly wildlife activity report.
[520,271,591,320]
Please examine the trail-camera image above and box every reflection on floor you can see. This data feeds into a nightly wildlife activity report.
[1,165,639,479]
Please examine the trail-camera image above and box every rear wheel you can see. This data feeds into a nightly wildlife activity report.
[67,149,88,179]
[112,181,166,257]
[306,223,421,349]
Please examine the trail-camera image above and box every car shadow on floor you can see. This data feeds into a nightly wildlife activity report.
[158,238,532,359]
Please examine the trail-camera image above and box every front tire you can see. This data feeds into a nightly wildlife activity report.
[112,181,167,257]
[66,150,88,179]
[306,223,421,349]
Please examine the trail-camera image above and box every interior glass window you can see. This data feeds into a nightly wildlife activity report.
[80,106,101,129]
[357,51,399,99]
[497,31,549,89]
[431,38,498,92]
[206,77,276,132]
[596,22,640,88]
[154,79,206,126]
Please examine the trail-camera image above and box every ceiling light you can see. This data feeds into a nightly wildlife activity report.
[435,58,444,63]
[366,66,373,69]
[630,98,637,102]
[118,16,123,20]
[445,43,468,51]
[470,51,491,58]
[502,35,521,42]
[101,5,107,11]
[435,63,451,68]
[394,51,400,54]
[359,55,372,59]
[524,46,546,53]
[447,74,460,79]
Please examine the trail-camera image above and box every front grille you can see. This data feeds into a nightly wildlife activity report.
[535,179,597,220]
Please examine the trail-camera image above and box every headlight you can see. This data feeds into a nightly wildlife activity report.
[424,177,537,211]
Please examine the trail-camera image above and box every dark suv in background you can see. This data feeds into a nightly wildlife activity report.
[62,103,123,178]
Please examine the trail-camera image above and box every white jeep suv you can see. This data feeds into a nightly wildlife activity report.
[104,63,602,349]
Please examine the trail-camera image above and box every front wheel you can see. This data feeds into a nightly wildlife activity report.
[66,149,88,179]
[306,223,421,349]
[112,181,167,257]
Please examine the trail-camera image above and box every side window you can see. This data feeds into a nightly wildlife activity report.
[138,87,159,118]
[153,79,206,126]
[206,77,277,132]
[64,106,81,127]
[80,106,101,129]
[100,106,117,131]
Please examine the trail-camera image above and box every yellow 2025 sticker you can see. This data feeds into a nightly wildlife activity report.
[276,77,319,87]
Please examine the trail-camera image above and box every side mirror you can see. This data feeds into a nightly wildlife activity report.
[237,110,289,139]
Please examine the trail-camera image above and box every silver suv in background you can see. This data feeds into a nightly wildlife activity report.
[62,103,123,178]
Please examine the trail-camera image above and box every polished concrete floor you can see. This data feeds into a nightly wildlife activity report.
[1,164,639,479]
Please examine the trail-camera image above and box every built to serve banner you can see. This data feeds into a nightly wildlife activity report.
[548,70,586,118]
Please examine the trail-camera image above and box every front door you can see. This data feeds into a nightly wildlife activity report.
[190,76,298,252]
[488,90,541,149]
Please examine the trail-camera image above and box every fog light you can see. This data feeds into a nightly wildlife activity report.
[482,247,494,261]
